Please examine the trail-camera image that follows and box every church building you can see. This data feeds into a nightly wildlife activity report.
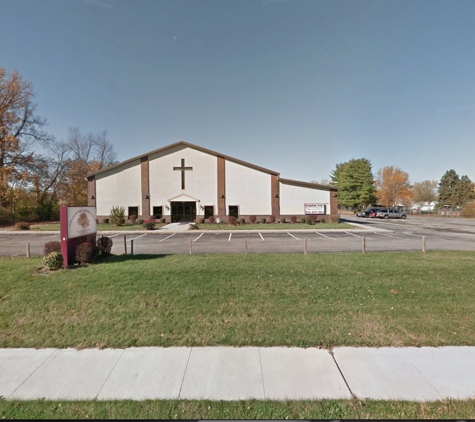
[86,141,339,223]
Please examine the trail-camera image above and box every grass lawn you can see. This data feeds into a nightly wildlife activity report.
[1,251,474,349]
[1,398,475,419]
[194,222,354,230]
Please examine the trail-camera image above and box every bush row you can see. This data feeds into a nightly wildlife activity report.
[42,236,114,271]
[193,215,338,224]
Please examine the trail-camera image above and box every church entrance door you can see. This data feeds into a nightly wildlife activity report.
[171,201,196,222]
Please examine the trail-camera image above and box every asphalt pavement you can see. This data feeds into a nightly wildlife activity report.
[2,216,475,256]
[2,346,475,401]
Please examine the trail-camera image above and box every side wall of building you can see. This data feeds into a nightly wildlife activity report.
[95,159,142,216]
[279,182,331,215]
[225,160,272,216]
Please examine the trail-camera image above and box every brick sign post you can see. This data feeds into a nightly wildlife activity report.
[60,206,97,266]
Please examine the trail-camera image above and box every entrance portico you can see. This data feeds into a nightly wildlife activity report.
[168,193,199,223]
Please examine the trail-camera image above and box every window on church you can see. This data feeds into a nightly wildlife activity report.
[153,206,163,219]
[128,206,139,217]
[204,206,214,219]
[228,205,239,218]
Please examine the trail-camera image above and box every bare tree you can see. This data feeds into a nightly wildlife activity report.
[94,130,117,169]
[412,180,438,204]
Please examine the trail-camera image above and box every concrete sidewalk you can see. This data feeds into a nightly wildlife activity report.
[1,346,475,401]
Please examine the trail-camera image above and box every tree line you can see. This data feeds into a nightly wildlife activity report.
[0,67,117,224]
[329,158,475,212]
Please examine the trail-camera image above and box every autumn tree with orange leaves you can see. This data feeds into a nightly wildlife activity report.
[375,166,413,207]
[0,67,117,223]
[0,67,52,211]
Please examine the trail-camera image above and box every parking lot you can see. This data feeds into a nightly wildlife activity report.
[1,215,475,256]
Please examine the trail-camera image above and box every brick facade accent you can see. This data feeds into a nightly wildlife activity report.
[217,156,226,218]
[330,189,338,216]
[87,176,96,207]
[141,156,150,218]
[271,174,280,218]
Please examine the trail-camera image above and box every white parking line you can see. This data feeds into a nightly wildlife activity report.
[259,233,265,241]
[41,234,58,239]
[193,233,204,242]
[373,232,398,238]
[345,231,363,238]
[287,232,300,240]
[127,233,147,242]
[315,231,335,240]
[228,233,232,242]
[159,233,175,242]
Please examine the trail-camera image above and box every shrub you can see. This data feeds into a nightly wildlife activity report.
[138,219,144,224]
[260,217,267,224]
[309,215,318,223]
[75,242,96,265]
[269,215,276,223]
[290,216,297,223]
[0,207,16,225]
[239,218,246,225]
[15,221,30,230]
[143,218,157,230]
[229,216,237,226]
[109,206,126,226]
[160,217,166,224]
[249,215,257,224]
[208,216,216,224]
[190,223,199,230]
[461,202,475,218]
[129,215,137,223]
[329,215,339,223]
[102,218,110,224]
[300,217,307,224]
[198,218,205,224]
[319,217,326,223]
[97,236,113,256]
[280,217,286,223]
[44,241,61,256]
[43,252,63,271]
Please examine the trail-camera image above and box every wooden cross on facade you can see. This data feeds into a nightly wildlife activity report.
[173,158,193,190]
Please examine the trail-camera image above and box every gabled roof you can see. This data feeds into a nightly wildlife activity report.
[86,140,280,178]
[279,177,340,191]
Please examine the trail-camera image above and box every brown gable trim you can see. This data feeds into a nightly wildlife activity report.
[85,141,280,178]
[279,177,341,191]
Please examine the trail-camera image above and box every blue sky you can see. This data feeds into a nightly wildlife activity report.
[2,0,474,184]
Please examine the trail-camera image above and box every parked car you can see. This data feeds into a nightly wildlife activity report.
[376,209,407,219]
[360,208,379,218]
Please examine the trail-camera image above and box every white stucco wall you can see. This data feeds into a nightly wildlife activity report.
[279,182,331,215]
[148,145,218,216]
[95,159,142,216]
[225,161,271,215]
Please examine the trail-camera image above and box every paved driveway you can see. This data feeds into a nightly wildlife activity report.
[1,215,474,256]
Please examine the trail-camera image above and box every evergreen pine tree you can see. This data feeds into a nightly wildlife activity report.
[330,158,376,210]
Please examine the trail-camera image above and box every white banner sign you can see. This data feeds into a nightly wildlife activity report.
[67,207,97,239]
[304,203,326,215]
